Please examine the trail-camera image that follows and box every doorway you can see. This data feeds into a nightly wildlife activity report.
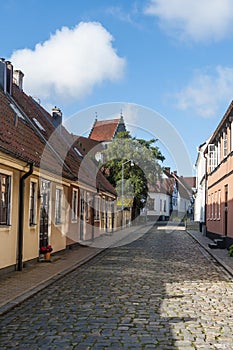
[39,179,50,248]
[224,184,228,236]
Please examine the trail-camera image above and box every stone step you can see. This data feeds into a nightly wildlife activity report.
[214,239,226,249]
[208,242,218,249]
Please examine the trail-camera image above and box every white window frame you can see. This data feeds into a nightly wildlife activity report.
[94,196,100,220]
[208,144,217,172]
[29,180,37,226]
[71,189,78,222]
[223,131,228,158]
[55,186,63,225]
[231,122,233,152]
[0,171,12,226]
[217,141,221,165]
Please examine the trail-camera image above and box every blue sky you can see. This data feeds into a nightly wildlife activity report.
[2,0,233,175]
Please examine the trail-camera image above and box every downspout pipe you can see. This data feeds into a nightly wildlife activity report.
[204,153,208,235]
[17,163,34,271]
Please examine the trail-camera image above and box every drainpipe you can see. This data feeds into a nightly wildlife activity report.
[17,163,34,271]
[204,153,208,236]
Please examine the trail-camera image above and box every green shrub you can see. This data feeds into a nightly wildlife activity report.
[228,245,233,257]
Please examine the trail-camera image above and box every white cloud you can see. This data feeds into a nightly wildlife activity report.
[176,66,233,117]
[144,0,233,42]
[10,22,126,103]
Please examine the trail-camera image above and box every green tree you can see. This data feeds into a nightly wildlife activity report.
[101,132,165,217]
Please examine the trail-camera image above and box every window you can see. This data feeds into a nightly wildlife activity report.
[73,147,83,158]
[211,193,214,219]
[208,144,217,172]
[94,197,100,220]
[29,181,37,225]
[217,141,221,165]
[33,118,45,131]
[160,199,162,211]
[72,189,78,221]
[0,173,11,225]
[223,131,228,158]
[164,200,166,212]
[147,198,154,210]
[207,194,210,220]
[218,190,221,219]
[55,188,62,224]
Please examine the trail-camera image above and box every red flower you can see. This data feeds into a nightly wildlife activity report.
[40,245,53,254]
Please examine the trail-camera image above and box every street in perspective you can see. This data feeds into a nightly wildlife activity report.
[1,224,233,350]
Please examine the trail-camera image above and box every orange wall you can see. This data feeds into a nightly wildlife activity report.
[207,155,233,237]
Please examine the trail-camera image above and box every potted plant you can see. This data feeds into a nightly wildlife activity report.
[40,245,53,260]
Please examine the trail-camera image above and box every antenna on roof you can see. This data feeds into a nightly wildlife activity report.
[95,112,98,122]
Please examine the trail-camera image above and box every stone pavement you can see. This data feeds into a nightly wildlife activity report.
[1,222,233,318]
[0,222,154,316]
[186,229,233,277]
[1,224,233,349]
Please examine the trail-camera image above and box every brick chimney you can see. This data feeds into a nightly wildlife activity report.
[13,70,24,90]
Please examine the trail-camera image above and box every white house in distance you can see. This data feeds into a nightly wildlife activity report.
[147,168,195,221]
[194,140,209,227]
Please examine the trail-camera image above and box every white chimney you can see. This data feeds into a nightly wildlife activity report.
[13,70,24,90]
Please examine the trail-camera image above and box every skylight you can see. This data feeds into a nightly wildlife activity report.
[73,147,83,157]
[10,103,25,120]
[33,118,45,132]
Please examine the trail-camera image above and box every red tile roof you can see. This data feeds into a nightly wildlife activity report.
[149,171,194,199]
[0,84,116,197]
[89,118,121,141]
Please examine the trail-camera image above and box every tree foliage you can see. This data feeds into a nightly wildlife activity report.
[101,132,165,216]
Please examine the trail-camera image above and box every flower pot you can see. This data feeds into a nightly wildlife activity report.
[44,252,51,260]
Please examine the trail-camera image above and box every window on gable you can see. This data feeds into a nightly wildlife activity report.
[55,188,62,224]
[29,181,37,225]
[0,173,11,225]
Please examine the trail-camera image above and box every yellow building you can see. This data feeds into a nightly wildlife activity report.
[0,59,116,272]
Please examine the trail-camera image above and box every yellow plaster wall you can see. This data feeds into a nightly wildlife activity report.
[0,166,19,269]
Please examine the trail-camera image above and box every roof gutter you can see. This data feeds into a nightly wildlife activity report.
[17,163,34,271]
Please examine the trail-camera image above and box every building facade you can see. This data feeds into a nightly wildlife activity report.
[203,101,233,245]
[0,58,117,272]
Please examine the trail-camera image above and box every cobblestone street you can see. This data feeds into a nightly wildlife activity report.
[1,226,233,349]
